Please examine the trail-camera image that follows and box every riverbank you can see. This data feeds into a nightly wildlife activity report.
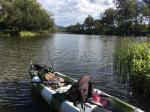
[19,31,53,37]
[114,38,150,102]
[63,31,150,38]
[0,30,54,37]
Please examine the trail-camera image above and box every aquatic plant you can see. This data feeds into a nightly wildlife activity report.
[114,38,150,99]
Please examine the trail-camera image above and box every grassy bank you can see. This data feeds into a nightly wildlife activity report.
[19,31,39,37]
[114,38,150,100]
[0,30,53,37]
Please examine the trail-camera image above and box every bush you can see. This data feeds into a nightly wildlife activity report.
[114,38,150,99]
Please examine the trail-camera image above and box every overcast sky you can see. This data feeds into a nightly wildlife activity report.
[37,0,114,26]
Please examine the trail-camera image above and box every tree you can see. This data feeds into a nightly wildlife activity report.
[65,22,83,33]
[101,8,117,35]
[93,20,103,34]
[113,0,145,35]
[101,8,116,27]
[84,15,94,30]
[143,0,150,33]
[113,0,136,24]
[0,0,54,31]
[66,0,148,36]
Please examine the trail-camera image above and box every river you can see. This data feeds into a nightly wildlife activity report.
[0,33,149,112]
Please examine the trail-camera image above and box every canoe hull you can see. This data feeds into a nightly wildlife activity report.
[32,76,80,112]
[29,64,144,112]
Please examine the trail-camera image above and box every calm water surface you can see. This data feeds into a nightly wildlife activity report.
[0,33,149,112]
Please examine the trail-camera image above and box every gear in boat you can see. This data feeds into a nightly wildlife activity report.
[44,71,65,88]
[32,65,110,109]
[30,64,143,112]
[64,75,93,105]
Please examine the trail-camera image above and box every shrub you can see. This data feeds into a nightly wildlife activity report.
[114,38,150,99]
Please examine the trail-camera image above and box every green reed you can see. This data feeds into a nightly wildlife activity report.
[114,38,150,99]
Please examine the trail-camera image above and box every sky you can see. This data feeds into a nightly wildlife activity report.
[37,0,114,26]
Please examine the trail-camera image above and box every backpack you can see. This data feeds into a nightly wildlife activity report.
[65,75,93,105]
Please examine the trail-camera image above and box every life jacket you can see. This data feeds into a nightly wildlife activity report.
[65,75,93,105]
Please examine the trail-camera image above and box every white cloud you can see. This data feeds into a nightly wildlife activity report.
[37,0,114,26]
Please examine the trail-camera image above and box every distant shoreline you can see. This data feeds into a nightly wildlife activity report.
[62,31,150,38]
[0,30,149,38]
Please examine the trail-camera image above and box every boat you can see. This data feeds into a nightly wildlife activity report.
[29,64,143,112]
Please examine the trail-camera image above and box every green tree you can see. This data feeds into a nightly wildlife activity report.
[101,8,117,35]
[66,0,148,36]
[114,0,136,35]
[143,0,150,33]
[113,0,149,35]
[0,0,54,32]
[114,0,136,23]
[93,20,103,34]
[66,22,83,34]
[132,0,148,35]
[102,8,116,27]
[84,15,94,30]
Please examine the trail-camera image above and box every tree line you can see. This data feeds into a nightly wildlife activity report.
[0,0,54,33]
[66,0,150,36]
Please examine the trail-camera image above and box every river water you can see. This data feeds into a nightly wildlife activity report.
[0,33,149,112]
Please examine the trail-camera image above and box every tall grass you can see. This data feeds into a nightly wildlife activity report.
[19,31,38,37]
[114,38,150,99]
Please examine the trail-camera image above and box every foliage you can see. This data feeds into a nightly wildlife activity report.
[66,0,149,36]
[0,0,54,32]
[84,15,94,30]
[101,8,116,27]
[19,31,38,37]
[114,38,150,99]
